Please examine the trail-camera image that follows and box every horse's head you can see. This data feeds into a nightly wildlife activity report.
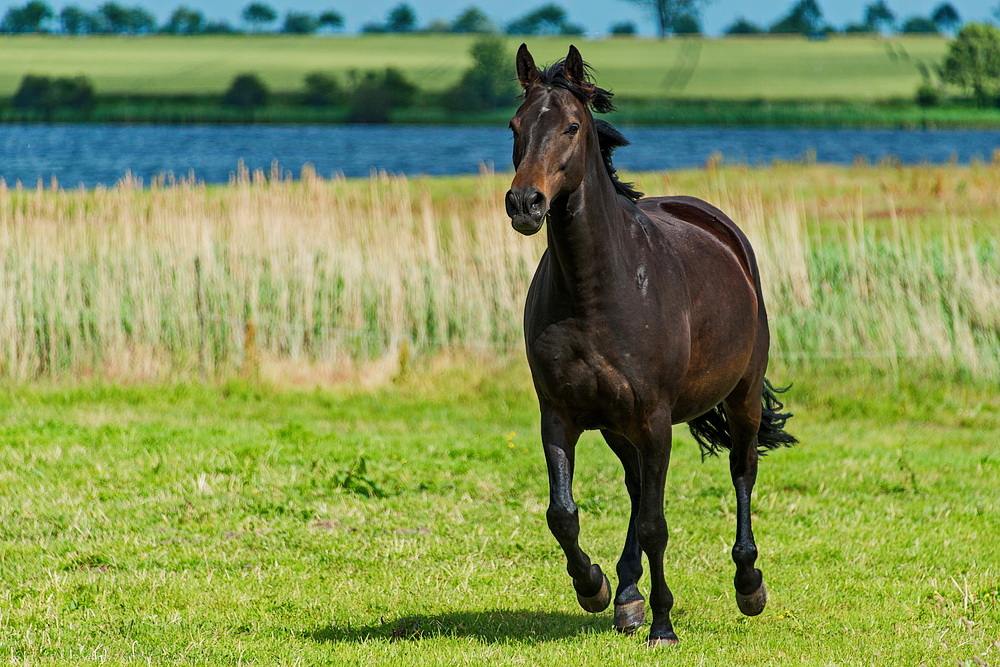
[505,44,612,236]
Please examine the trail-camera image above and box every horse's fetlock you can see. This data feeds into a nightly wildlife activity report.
[732,543,758,566]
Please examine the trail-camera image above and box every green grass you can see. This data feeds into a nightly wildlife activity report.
[0,363,997,664]
[0,34,946,101]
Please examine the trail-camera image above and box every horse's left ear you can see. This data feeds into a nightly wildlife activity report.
[516,43,540,89]
[564,45,585,82]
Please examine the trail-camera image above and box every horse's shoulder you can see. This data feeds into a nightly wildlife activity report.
[637,195,756,281]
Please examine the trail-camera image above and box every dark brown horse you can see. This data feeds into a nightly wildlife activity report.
[505,44,797,646]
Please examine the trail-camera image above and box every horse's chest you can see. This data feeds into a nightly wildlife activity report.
[528,325,637,430]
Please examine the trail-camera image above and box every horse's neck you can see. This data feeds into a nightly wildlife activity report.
[544,168,633,314]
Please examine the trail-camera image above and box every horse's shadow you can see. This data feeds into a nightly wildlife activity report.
[305,609,605,645]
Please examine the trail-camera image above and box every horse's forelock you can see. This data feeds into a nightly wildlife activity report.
[534,59,616,114]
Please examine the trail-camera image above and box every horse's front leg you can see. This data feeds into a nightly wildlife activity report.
[602,430,646,634]
[540,405,611,613]
[633,409,677,646]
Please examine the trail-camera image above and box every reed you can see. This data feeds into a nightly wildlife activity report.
[0,163,996,382]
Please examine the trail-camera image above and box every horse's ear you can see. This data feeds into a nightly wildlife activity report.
[516,43,539,89]
[564,44,585,83]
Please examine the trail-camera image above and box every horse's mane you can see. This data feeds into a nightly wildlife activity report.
[533,59,644,202]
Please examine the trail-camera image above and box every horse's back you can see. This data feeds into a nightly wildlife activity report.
[637,195,759,287]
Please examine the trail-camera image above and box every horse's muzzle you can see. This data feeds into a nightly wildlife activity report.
[506,187,547,235]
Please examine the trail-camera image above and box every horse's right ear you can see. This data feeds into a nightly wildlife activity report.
[516,43,540,89]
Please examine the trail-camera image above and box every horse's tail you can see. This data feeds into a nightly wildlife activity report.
[688,378,798,460]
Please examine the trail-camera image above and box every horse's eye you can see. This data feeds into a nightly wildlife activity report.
[566,123,580,135]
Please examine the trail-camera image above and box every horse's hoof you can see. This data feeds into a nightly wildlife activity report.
[576,569,611,613]
[647,634,679,647]
[736,579,767,616]
[613,599,646,634]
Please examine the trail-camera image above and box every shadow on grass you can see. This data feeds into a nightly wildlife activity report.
[306,609,607,645]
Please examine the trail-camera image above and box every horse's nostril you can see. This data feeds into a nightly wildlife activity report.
[505,190,519,216]
[528,191,545,212]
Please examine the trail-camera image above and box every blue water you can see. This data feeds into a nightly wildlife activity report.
[2,123,999,188]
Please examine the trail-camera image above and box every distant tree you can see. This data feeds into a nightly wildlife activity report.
[915,81,941,106]
[609,20,637,35]
[385,3,417,32]
[1,1,54,33]
[12,74,94,117]
[725,17,764,34]
[942,23,1000,104]
[59,5,88,33]
[672,12,701,34]
[50,75,95,109]
[863,1,895,32]
[282,11,318,34]
[507,3,582,35]
[95,3,154,34]
[224,73,270,108]
[619,0,706,39]
[769,0,824,35]
[360,21,385,33]
[452,6,493,33]
[318,10,343,31]
[163,6,205,34]
[242,2,277,31]
[931,2,961,34]
[444,35,517,111]
[346,67,418,122]
[301,71,342,106]
[900,16,939,34]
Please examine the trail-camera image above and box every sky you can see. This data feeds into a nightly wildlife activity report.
[11,0,999,34]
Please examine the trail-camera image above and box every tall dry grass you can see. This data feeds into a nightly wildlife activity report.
[0,164,996,382]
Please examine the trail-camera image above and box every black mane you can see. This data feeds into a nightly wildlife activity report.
[534,59,643,202]
[594,119,643,202]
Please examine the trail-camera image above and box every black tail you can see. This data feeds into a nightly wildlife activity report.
[688,378,798,460]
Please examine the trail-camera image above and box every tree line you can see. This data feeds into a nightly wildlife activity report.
[1,0,992,38]
[722,0,963,38]
[8,36,517,120]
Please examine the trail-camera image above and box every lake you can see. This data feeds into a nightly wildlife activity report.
[2,123,1000,188]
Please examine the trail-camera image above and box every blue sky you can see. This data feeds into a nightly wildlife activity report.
[14,0,999,34]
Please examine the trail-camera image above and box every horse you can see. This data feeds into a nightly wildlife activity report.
[504,44,797,647]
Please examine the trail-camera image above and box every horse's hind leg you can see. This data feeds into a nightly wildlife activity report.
[539,406,611,614]
[723,378,768,616]
[601,430,646,634]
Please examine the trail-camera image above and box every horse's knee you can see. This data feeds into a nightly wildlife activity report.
[636,517,667,552]
[546,502,579,540]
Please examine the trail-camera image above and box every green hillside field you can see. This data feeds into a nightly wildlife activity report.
[3,34,994,126]
[0,33,945,100]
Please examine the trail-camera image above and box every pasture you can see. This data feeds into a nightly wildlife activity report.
[0,164,997,663]
[0,34,946,101]
[0,367,997,664]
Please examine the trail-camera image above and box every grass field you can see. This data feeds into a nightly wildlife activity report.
[0,34,947,101]
[0,365,997,664]
[0,164,997,662]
